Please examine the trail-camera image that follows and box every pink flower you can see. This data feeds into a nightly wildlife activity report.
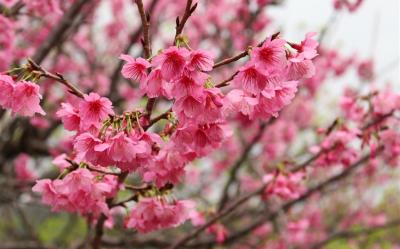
[152,46,189,81]
[23,0,62,15]
[254,81,298,118]
[120,54,151,82]
[79,92,114,128]
[173,95,204,121]
[32,169,115,216]
[11,81,45,116]
[286,59,316,81]
[74,132,106,164]
[207,223,228,244]
[225,89,258,116]
[125,198,195,233]
[141,68,172,98]
[142,144,188,187]
[56,103,80,131]
[52,154,70,171]
[263,172,305,200]
[380,129,400,166]
[0,74,15,109]
[106,132,148,163]
[371,89,400,115]
[286,33,318,80]
[171,72,207,100]
[173,123,226,155]
[251,38,287,71]
[14,153,37,182]
[187,50,214,71]
[234,64,269,95]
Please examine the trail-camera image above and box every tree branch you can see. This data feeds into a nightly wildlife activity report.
[174,0,197,45]
[32,0,92,64]
[217,121,271,211]
[27,59,85,99]
[311,218,400,249]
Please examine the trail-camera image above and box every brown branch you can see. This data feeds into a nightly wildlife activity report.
[215,71,238,88]
[87,166,121,176]
[169,128,388,249]
[174,0,197,45]
[213,34,278,87]
[213,50,249,69]
[144,107,172,130]
[27,59,85,98]
[0,1,24,17]
[134,0,152,59]
[311,219,400,249]
[217,121,271,211]
[32,0,92,64]
[92,172,129,249]
[168,184,266,249]
[194,148,383,248]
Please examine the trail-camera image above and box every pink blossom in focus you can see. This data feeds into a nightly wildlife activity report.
[152,46,189,81]
[79,92,114,128]
[120,54,151,82]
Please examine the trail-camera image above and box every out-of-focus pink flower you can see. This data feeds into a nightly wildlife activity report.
[207,223,228,244]
[14,153,37,182]
[263,172,305,200]
[125,198,195,233]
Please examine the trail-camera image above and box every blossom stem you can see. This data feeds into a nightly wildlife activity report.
[27,59,85,99]
[174,0,197,45]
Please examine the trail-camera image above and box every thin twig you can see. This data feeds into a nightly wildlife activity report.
[168,111,396,248]
[174,0,197,45]
[92,172,129,249]
[188,148,383,248]
[28,59,85,98]
[311,219,400,249]
[134,0,152,59]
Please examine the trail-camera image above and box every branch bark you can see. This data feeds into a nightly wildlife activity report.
[32,0,92,64]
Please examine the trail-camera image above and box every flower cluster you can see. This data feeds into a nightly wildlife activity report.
[32,168,117,217]
[225,33,318,120]
[0,75,45,116]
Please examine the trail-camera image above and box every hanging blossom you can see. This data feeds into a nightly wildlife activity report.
[32,168,118,217]
[125,197,195,233]
[0,75,45,116]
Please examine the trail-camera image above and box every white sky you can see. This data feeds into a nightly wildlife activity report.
[269,0,400,86]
